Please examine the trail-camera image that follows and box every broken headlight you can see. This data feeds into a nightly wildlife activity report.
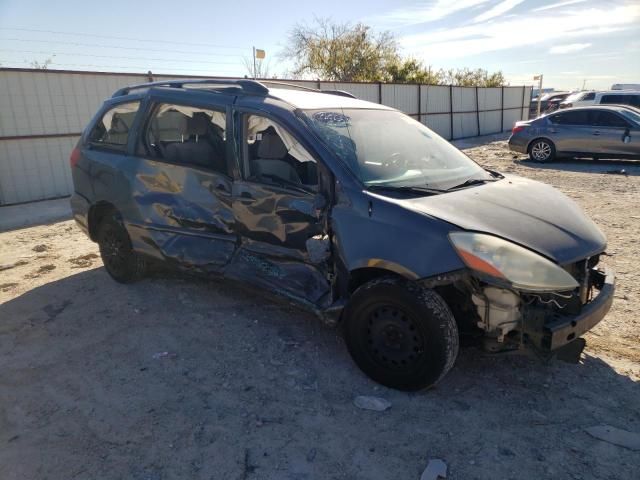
[449,232,579,293]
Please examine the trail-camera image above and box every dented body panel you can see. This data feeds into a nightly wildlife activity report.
[70,81,614,353]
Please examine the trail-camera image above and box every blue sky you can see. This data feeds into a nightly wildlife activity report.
[0,0,638,90]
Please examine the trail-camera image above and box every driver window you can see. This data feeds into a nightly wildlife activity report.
[89,101,140,151]
[243,114,318,189]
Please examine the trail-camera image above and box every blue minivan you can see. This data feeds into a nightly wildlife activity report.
[70,79,614,390]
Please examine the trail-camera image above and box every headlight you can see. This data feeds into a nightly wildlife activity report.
[449,232,579,292]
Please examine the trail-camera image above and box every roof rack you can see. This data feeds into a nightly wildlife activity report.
[112,78,269,97]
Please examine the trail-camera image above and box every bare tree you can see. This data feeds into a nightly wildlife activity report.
[281,18,399,82]
[242,56,272,79]
[29,57,54,70]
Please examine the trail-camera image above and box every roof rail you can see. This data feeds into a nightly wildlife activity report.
[112,78,269,97]
[321,89,356,99]
[258,81,357,99]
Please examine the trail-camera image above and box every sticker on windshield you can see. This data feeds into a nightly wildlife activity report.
[313,111,351,128]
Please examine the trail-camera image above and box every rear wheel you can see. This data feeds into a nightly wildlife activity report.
[97,215,146,283]
[528,139,556,162]
[343,277,459,391]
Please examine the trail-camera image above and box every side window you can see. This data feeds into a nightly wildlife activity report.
[631,95,640,107]
[142,103,228,174]
[591,111,630,128]
[89,101,140,150]
[601,94,629,105]
[549,110,589,125]
[242,114,318,190]
[583,92,596,101]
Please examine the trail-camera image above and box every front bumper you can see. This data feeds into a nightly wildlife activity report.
[523,267,615,351]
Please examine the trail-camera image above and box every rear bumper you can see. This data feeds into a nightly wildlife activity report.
[525,268,615,351]
[70,193,90,237]
[507,136,528,154]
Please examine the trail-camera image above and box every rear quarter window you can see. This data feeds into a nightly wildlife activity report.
[88,101,141,151]
[549,110,590,125]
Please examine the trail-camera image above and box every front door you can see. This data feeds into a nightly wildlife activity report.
[125,94,237,272]
[228,112,331,305]
[589,110,637,156]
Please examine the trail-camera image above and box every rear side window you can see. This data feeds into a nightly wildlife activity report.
[591,111,631,128]
[141,103,228,175]
[601,94,631,105]
[549,110,590,125]
[89,101,140,150]
[583,92,595,101]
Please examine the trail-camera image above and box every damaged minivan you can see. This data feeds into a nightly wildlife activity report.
[70,79,614,390]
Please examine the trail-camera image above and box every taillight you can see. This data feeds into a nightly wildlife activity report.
[512,125,526,134]
[69,147,81,168]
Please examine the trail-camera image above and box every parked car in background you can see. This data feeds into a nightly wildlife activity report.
[560,90,640,109]
[509,105,640,162]
[611,83,640,90]
[529,91,570,116]
[70,79,615,391]
[558,91,596,109]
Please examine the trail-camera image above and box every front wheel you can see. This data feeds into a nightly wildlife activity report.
[343,277,459,391]
[528,139,556,162]
[97,215,146,283]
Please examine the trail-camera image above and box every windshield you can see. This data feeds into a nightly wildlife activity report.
[620,108,640,125]
[304,109,491,189]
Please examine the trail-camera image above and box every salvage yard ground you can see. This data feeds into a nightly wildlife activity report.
[1,137,639,479]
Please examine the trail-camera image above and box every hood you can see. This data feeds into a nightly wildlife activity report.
[399,175,606,265]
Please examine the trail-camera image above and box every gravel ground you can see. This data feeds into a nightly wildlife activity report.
[1,138,639,480]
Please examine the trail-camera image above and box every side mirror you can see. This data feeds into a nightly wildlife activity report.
[623,128,631,144]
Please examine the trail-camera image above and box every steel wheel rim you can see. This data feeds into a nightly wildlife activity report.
[532,142,551,161]
[365,305,425,370]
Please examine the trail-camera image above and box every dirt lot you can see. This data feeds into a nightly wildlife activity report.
[1,139,639,480]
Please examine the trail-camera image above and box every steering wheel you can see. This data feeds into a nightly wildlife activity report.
[382,152,407,170]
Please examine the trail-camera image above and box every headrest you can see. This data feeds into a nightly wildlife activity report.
[257,129,287,159]
[187,112,210,136]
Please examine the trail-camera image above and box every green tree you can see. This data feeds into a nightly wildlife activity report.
[282,18,399,82]
[439,67,507,87]
[386,58,441,84]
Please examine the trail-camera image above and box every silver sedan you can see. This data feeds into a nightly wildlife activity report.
[508,105,640,162]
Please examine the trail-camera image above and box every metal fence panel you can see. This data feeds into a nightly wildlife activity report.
[424,85,450,113]
[479,111,502,135]
[421,114,451,140]
[477,87,502,112]
[0,136,77,204]
[453,113,478,139]
[452,87,476,112]
[381,84,419,115]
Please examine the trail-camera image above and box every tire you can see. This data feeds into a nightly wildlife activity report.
[528,138,556,163]
[343,277,459,391]
[97,214,146,283]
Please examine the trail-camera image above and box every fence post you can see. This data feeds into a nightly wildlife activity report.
[475,86,480,137]
[378,82,382,104]
[500,86,505,133]
[317,79,321,90]
[417,83,421,122]
[449,84,454,140]
[520,85,526,120]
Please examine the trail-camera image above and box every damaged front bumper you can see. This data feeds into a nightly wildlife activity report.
[523,267,615,351]
[472,266,615,353]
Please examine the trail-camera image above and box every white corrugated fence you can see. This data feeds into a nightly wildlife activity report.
[0,68,531,205]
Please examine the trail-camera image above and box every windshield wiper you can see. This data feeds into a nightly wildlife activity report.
[366,184,446,196]
[446,178,497,191]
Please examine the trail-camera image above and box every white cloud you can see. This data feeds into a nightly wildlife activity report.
[532,0,588,12]
[399,4,640,59]
[549,43,591,54]
[473,0,525,23]
[365,0,490,28]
